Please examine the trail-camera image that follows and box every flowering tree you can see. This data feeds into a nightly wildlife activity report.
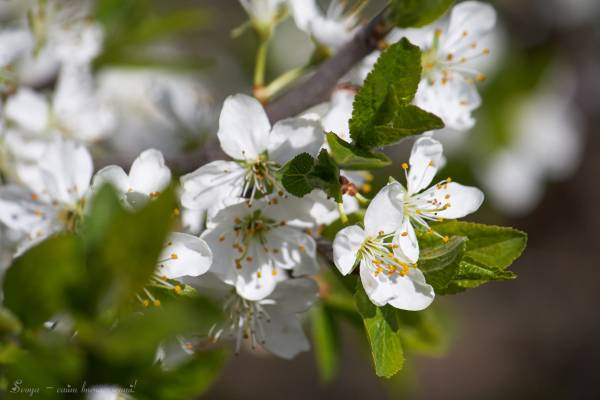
[0,0,533,398]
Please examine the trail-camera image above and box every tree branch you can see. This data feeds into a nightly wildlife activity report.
[264,7,391,123]
[170,7,391,174]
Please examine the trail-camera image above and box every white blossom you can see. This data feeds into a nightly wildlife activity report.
[2,67,115,145]
[333,185,435,310]
[389,1,496,130]
[193,273,318,359]
[289,0,362,51]
[0,0,101,87]
[239,0,287,31]
[92,149,172,210]
[180,94,323,216]
[0,139,93,251]
[97,68,215,161]
[387,137,484,261]
[201,197,318,301]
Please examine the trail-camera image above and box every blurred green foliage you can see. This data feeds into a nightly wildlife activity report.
[94,0,213,70]
[0,186,226,399]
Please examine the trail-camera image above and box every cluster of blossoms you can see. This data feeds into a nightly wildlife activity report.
[0,0,495,363]
[333,137,483,309]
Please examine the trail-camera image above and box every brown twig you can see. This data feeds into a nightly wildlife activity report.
[264,7,391,122]
[170,7,391,174]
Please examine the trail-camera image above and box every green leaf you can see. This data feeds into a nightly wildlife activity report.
[141,350,228,400]
[395,307,447,356]
[444,260,516,294]
[391,0,455,28]
[281,150,342,202]
[82,186,177,311]
[418,236,466,292]
[84,296,221,364]
[371,101,444,147]
[429,221,527,293]
[310,304,339,382]
[433,221,528,270]
[354,287,404,378]
[3,234,84,328]
[349,39,443,149]
[6,333,85,398]
[326,133,391,170]
[0,307,21,336]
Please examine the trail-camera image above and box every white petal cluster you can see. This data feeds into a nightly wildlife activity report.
[180,94,323,215]
[0,0,115,184]
[333,137,484,309]
[392,1,496,131]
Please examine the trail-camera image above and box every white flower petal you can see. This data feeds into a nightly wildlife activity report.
[91,165,130,194]
[364,183,405,235]
[201,225,237,285]
[408,137,444,193]
[54,64,116,142]
[180,160,245,211]
[39,140,93,205]
[360,264,435,310]
[5,88,49,134]
[158,232,213,279]
[128,149,172,195]
[266,277,319,314]
[414,79,481,131]
[289,0,320,32]
[432,182,484,219]
[258,311,310,360]
[180,207,206,236]
[309,18,356,50]
[263,195,317,228]
[387,268,435,311]
[267,117,324,165]
[235,243,277,301]
[322,88,355,142]
[268,226,318,276]
[445,1,497,51]
[333,225,366,275]
[217,94,270,160]
[0,29,34,68]
[0,185,58,236]
[306,190,359,226]
[394,217,419,263]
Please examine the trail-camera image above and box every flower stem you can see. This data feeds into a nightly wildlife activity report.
[253,38,269,93]
[337,202,349,224]
[260,64,310,102]
[355,193,370,205]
